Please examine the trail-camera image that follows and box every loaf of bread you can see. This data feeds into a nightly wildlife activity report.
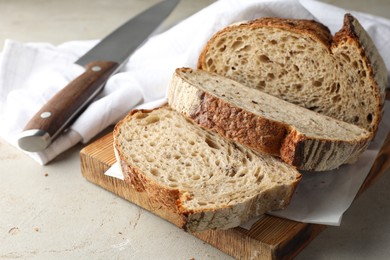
[168,68,372,171]
[114,106,301,232]
[197,14,388,134]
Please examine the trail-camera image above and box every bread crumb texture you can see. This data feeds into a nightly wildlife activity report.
[114,107,301,231]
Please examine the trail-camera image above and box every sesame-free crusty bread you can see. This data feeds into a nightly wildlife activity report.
[198,14,388,134]
[168,68,372,171]
[113,106,301,232]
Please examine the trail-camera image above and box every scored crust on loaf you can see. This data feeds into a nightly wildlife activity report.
[113,106,301,232]
[197,14,388,134]
[168,68,372,171]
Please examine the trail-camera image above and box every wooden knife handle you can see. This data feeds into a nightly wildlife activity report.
[18,60,119,152]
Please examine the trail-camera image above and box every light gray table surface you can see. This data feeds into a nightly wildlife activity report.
[1,0,390,259]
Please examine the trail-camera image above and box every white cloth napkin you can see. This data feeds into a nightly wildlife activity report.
[0,0,390,164]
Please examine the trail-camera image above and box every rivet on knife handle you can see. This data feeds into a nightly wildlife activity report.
[18,61,119,152]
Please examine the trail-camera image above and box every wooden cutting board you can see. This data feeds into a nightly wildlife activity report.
[80,132,390,259]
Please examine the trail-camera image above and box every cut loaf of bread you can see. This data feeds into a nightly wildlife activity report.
[198,14,388,134]
[114,106,301,232]
[168,68,372,171]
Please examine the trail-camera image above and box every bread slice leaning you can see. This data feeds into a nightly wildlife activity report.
[168,68,372,171]
[114,106,301,232]
[197,14,388,135]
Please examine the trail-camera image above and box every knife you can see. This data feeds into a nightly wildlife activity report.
[17,0,179,152]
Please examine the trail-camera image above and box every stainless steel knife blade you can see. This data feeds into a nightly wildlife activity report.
[18,0,179,152]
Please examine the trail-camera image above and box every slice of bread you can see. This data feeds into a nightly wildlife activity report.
[197,14,388,134]
[114,106,301,232]
[168,68,372,171]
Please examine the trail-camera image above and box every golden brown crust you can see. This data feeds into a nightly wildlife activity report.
[333,14,358,43]
[280,130,305,167]
[189,92,288,156]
